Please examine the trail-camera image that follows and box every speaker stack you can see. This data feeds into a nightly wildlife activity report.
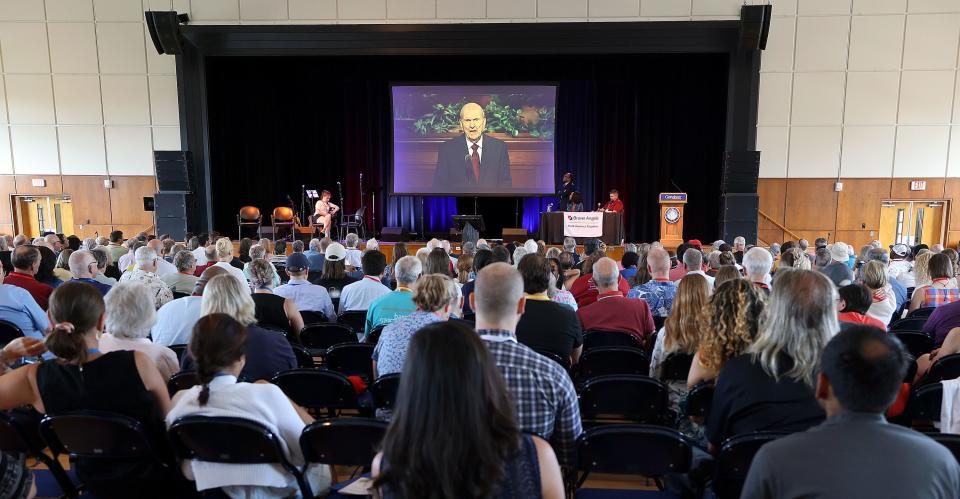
[153,151,192,240]
[720,151,760,244]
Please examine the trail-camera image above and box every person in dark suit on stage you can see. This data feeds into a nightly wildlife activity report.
[432,102,512,191]
[557,172,575,210]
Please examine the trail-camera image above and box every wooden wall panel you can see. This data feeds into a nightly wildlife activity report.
[836,178,890,231]
[14,175,62,195]
[758,179,786,244]
[890,178,946,200]
[0,176,15,226]
[784,179,838,231]
[944,179,960,230]
[74,224,112,239]
[109,176,156,226]
[62,176,111,233]
[835,230,876,250]
[947,231,960,249]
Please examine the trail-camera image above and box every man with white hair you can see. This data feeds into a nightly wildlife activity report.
[118,246,173,309]
[44,233,62,253]
[344,232,363,270]
[12,235,28,248]
[476,238,489,250]
[732,236,746,264]
[364,255,422,337]
[303,238,325,273]
[471,262,582,467]
[678,248,715,288]
[147,238,177,277]
[628,247,678,318]
[563,237,579,265]
[81,237,97,251]
[932,244,945,254]
[743,247,774,293]
[99,282,179,379]
[523,239,539,255]
[96,236,109,247]
[579,257,655,344]
[117,238,140,271]
[68,250,112,295]
[819,242,855,288]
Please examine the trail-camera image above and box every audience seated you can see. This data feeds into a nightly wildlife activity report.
[837,283,887,330]
[889,243,914,287]
[68,249,112,295]
[706,270,836,450]
[117,239,142,271]
[742,326,960,499]
[372,274,459,377]
[570,250,631,308]
[146,239,178,277]
[742,246,773,293]
[118,246,174,309]
[371,320,563,499]
[628,247,676,317]
[182,274,296,380]
[578,257,655,344]
[619,250,639,280]
[339,250,390,314]
[818,243,856,288]
[910,253,959,313]
[166,314,332,497]
[303,238,325,272]
[713,264,742,288]
[677,248,714,288]
[211,237,247,287]
[461,247,506,316]
[314,243,358,294]
[274,253,336,322]
[860,259,897,325]
[162,250,199,294]
[0,282,184,497]
[515,253,583,365]
[0,264,49,340]
[248,259,304,340]
[35,246,63,289]
[344,233,363,270]
[91,246,120,284]
[243,244,280,289]
[471,262,582,466]
[365,255,421,337]
[100,282,180,380]
[106,230,128,264]
[152,266,228,347]
[191,233,210,266]
[53,248,74,282]
[4,245,53,310]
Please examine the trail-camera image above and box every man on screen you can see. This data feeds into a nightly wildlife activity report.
[432,102,511,190]
[600,189,624,213]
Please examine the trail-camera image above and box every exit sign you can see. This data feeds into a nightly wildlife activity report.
[910,180,927,191]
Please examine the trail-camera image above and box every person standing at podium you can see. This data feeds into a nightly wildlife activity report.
[600,189,624,213]
[556,172,575,211]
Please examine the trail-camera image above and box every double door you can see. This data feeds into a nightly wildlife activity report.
[879,200,945,248]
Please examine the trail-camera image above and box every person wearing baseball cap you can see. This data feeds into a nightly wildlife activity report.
[818,242,855,287]
[274,252,336,323]
[314,242,359,296]
[888,244,914,288]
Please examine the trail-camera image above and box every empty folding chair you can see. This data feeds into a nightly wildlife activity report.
[893,331,934,359]
[0,411,80,498]
[299,323,357,357]
[712,432,787,499]
[271,369,358,416]
[574,424,695,492]
[337,310,367,336]
[325,343,376,382]
[582,330,643,351]
[300,417,388,469]
[371,373,401,411]
[168,415,312,499]
[578,375,669,425]
[576,347,649,381]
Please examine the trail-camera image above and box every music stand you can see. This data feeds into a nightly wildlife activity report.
[305,189,319,199]
[453,215,484,244]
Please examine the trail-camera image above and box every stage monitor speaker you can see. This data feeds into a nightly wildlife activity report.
[380,227,408,242]
[154,151,192,192]
[721,193,759,244]
[502,228,528,243]
[722,150,760,194]
[145,11,186,55]
[154,192,186,219]
[156,217,187,241]
[739,5,772,51]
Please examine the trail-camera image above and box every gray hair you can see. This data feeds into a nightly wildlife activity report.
[734,236,746,246]
[90,247,109,270]
[96,236,109,246]
[798,239,809,251]
[769,243,781,257]
[742,246,773,280]
[461,241,476,256]
[562,237,576,251]
[81,237,97,250]
[394,255,422,286]
[523,239,538,254]
[309,238,322,252]
[173,250,196,272]
[67,250,95,276]
[291,240,304,253]
[345,232,359,248]
[750,270,838,388]
[545,247,561,259]
[706,250,722,269]
[134,246,158,267]
[103,283,157,339]
[512,247,528,266]
[624,243,638,254]
[592,257,619,288]
[682,248,703,270]
[12,234,28,247]
[366,238,380,252]
[866,247,889,265]
[249,244,266,260]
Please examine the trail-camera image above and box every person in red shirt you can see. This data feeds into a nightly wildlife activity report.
[837,283,887,330]
[578,257,655,344]
[600,189,624,214]
[569,253,631,308]
[3,245,53,310]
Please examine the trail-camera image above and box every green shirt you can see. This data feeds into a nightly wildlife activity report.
[364,288,416,337]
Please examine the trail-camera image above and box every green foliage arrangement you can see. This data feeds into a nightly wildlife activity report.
[413,98,555,139]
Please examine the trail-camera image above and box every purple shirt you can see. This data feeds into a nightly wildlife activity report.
[924,299,960,345]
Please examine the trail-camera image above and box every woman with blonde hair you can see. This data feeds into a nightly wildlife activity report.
[181,274,296,381]
[860,260,896,325]
[211,237,247,287]
[688,279,765,388]
[456,254,473,285]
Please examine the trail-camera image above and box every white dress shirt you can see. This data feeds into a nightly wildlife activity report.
[192,246,208,265]
[676,269,715,289]
[465,135,483,162]
[117,251,135,271]
[274,278,336,320]
[338,275,391,314]
[213,261,248,289]
[344,248,362,269]
[151,295,203,346]
[155,257,177,277]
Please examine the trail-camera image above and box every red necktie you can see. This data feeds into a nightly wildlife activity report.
[471,143,480,182]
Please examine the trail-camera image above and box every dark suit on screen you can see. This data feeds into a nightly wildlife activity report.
[432,134,511,191]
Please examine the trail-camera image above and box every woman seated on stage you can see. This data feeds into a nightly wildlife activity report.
[567,191,584,212]
[313,190,338,239]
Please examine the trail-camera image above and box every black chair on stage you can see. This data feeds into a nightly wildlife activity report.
[270,207,296,244]
[169,416,313,499]
[713,432,787,499]
[337,310,367,336]
[300,418,388,469]
[578,375,669,425]
[237,206,262,240]
[371,374,401,411]
[299,323,357,357]
[270,369,358,416]
[340,205,366,240]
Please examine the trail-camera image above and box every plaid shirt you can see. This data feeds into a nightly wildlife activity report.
[921,287,960,308]
[478,329,583,466]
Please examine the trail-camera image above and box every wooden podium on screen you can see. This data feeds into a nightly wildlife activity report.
[659,193,687,249]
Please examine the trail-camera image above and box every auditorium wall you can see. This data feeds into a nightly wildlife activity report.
[0,0,957,243]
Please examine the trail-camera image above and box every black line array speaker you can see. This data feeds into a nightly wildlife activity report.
[739,5,772,51]
[157,217,187,241]
[721,193,759,244]
[154,192,187,240]
[722,151,760,194]
[380,227,408,242]
[145,11,186,55]
[154,151,192,193]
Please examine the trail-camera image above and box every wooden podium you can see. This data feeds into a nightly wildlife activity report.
[659,193,687,249]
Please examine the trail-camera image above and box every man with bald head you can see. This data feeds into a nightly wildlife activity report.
[628,247,678,318]
[68,249,111,295]
[578,257,655,344]
[151,265,229,346]
[147,238,177,277]
[470,262,582,466]
[432,102,512,191]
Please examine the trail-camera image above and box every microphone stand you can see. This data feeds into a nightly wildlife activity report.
[300,184,306,227]
[359,172,365,235]
[337,182,345,240]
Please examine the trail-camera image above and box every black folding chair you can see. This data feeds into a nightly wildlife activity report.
[576,347,650,381]
[893,331,934,359]
[582,330,643,351]
[167,371,200,397]
[337,310,367,335]
[366,324,386,345]
[0,411,80,498]
[299,323,357,356]
[713,432,787,499]
[906,382,942,429]
[930,433,960,463]
[532,348,571,371]
[891,317,929,332]
[0,319,24,347]
[660,353,694,381]
[290,343,315,368]
[575,424,695,490]
[909,307,937,319]
[684,382,715,419]
[270,368,358,416]
[578,375,669,425]
[169,415,311,499]
[168,344,187,363]
[300,311,327,326]
[325,343,376,382]
[371,373,401,411]
[300,417,388,468]
[925,353,960,384]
